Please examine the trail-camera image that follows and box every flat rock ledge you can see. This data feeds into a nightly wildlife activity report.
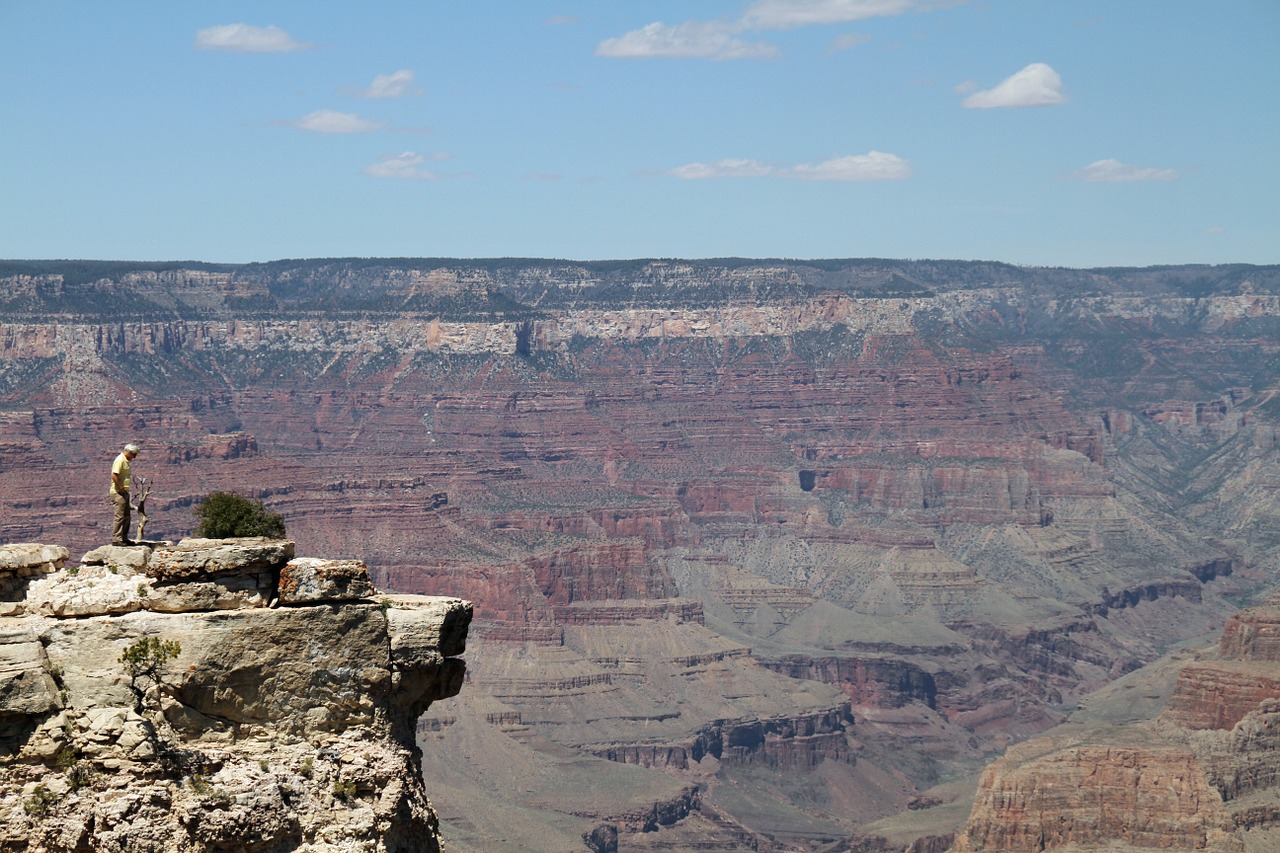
[0,540,472,853]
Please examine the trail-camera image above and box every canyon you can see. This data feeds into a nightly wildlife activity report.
[1,257,1278,850]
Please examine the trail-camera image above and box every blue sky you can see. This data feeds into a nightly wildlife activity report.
[3,1,1277,267]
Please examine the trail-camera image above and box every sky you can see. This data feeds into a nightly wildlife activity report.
[2,1,1277,268]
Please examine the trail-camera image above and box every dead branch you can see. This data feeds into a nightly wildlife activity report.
[132,477,153,542]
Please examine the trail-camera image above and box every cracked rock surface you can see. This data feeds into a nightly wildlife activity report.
[0,539,471,853]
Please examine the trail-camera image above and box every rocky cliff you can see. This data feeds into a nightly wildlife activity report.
[0,539,471,853]
[1,257,1278,849]
[949,599,1280,852]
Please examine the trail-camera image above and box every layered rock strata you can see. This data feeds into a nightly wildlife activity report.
[0,539,471,853]
[2,258,1278,849]
[949,602,1280,852]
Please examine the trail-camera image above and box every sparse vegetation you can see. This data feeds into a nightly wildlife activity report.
[332,778,358,801]
[52,745,78,771]
[68,763,94,791]
[189,773,233,807]
[120,637,182,711]
[192,490,286,539]
[23,784,58,816]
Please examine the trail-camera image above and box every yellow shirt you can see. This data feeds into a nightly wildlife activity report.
[111,452,132,495]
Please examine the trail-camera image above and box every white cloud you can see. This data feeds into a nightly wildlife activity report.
[359,70,421,99]
[596,21,779,60]
[364,151,448,180]
[783,151,912,180]
[195,24,308,53]
[291,110,385,134]
[740,0,922,29]
[665,151,910,181]
[599,2,962,60]
[962,63,1065,108]
[1072,159,1178,183]
[665,158,776,179]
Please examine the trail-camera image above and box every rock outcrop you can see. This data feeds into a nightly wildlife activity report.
[0,539,471,853]
[949,601,1280,852]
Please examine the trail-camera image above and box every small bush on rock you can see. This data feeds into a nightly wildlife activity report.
[192,491,286,539]
[120,636,182,701]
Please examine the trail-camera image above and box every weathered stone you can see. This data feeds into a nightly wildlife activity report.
[79,543,155,570]
[24,568,146,617]
[145,537,294,581]
[384,594,472,662]
[279,556,376,604]
[0,624,59,717]
[1,542,470,852]
[143,575,269,612]
[0,543,68,577]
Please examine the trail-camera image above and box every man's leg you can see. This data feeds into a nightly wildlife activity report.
[112,493,131,544]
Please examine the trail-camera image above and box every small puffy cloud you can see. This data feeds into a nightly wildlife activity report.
[358,70,421,99]
[1205,226,1226,234]
[195,23,308,53]
[596,21,779,60]
[291,110,384,134]
[364,151,449,180]
[740,0,921,29]
[1071,159,1178,183]
[962,63,1065,108]
[664,151,910,181]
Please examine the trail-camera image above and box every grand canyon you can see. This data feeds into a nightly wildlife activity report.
[2,258,1278,851]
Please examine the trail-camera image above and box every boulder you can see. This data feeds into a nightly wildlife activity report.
[278,557,376,605]
[384,594,472,663]
[79,543,155,571]
[0,544,68,577]
[145,537,294,581]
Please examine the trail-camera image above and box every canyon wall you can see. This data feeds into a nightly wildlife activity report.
[1,258,1278,849]
[950,600,1280,852]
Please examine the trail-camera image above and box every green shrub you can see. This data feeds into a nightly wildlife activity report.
[120,636,181,684]
[192,491,286,539]
[24,784,58,815]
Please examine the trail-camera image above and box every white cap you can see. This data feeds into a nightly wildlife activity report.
[124,443,140,453]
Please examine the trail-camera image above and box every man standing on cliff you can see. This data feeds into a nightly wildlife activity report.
[110,443,139,545]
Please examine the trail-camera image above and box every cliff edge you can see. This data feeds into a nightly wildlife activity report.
[0,539,472,853]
